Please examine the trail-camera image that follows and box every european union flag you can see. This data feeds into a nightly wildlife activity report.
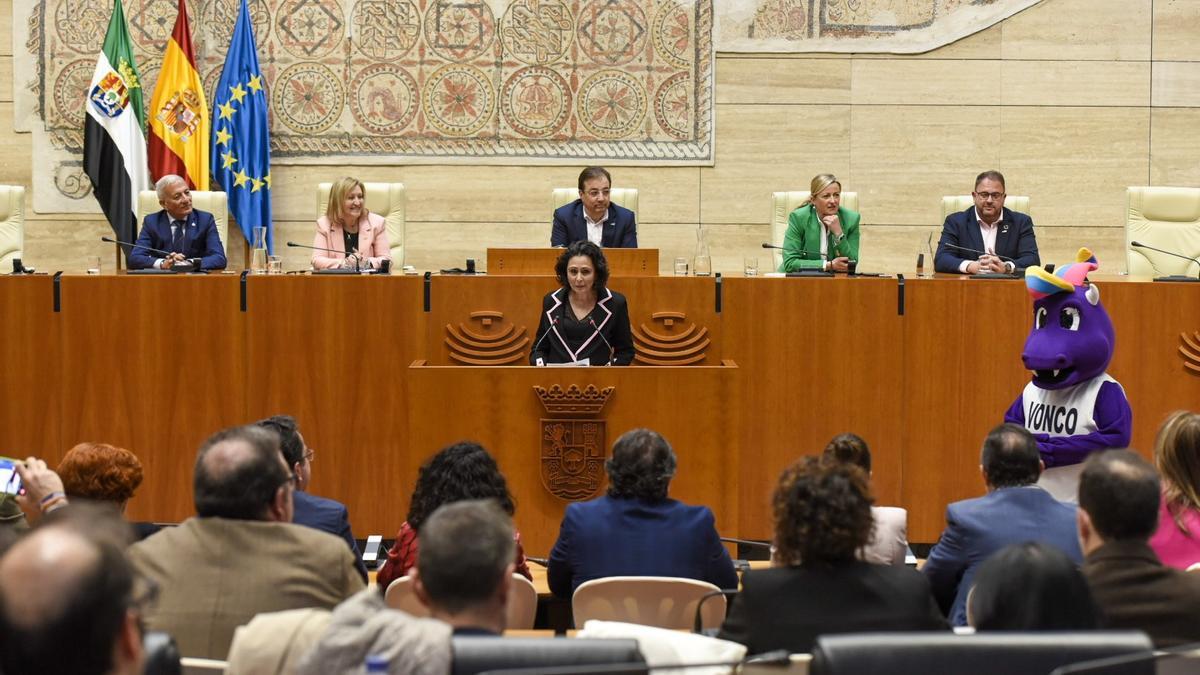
[211,0,272,253]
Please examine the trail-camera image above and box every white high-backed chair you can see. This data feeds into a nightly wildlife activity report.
[571,576,726,631]
[552,187,639,215]
[383,574,538,629]
[127,189,229,268]
[1125,186,1200,278]
[940,195,1030,222]
[770,191,859,271]
[316,182,407,267]
[0,185,26,271]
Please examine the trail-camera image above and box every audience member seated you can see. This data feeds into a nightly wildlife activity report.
[297,594,451,674]
[312,176,391,270]
[922,423,1081,626]
[822,433,908,565]
[412,500,515,635]
[256,415,367,582]
[1078,449,1200,647]
[0,504,145,675]
[128,425,365,658]
[376,442,532,591]
[57,442,159,540]
[967,541,1099,630]
[548,428,738,598]
[1148,410,1200,569]
[719,456,945,654]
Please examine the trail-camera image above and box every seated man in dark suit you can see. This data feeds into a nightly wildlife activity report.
[547,428,737,597]
[412,500,515,635]
[257,415,367,582]
[922,423,1081,626]
[551,166,638,248]
[1078,449,1200,647]
[129,174,227,270]
[934,170,1039,273]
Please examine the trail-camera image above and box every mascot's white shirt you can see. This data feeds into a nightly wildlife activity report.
[1021,373,1122,503]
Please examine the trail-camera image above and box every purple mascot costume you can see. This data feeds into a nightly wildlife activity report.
[1003,248,1133,502]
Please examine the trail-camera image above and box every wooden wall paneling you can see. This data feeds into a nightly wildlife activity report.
[619,276,720,365]
[1098,278,1200,456]
[721,276,906,540]
[0,276,59,459]
[243,275,426,535]
[428,276,550,366]
[900,277,1031,541]
[404,364,740,556]
[56,275,245,523]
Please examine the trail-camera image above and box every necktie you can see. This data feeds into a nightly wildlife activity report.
[171,221,185,254]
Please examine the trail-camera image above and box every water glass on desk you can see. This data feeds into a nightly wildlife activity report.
[86,255,101,275]
[267,256,283,274]
[694,255,711,277]
[744,257,758,277]
[673,257,688,276]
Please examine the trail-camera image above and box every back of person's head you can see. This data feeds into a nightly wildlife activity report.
[407,442,515,532]
[606,428,677,501]
[256,414,304,468]
[194,425,290,520]
[822,433,871,473]
[980,423,1041,488]
[968,541,1098,631]
[1153,411,1200,533]
[57,442,144,505]
[1079,449,1161,542]
[417,500,516,615]
[0,504,143,675]
[773,456,873,566]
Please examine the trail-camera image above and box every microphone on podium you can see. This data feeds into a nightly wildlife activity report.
[530,316,559,366]
[587,318,615,366]
[1130,241,1200,282]
[940,242,1016,263]
[286,241,364,272]
[101,236,198,273]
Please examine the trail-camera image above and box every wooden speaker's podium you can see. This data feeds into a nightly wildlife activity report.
[487,248,660,276]
[405,360,740,554]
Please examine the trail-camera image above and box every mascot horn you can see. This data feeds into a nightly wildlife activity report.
[1003,248,1132,502]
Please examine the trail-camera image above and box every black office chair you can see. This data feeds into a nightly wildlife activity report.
[451,636,646,675]
[810,631,1154,675]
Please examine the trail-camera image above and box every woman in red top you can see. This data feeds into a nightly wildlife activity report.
[376,442,532,591]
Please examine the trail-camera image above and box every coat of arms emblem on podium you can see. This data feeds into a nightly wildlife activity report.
[535,384,614,501]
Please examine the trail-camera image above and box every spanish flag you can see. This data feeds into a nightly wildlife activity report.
[148,0,208,190]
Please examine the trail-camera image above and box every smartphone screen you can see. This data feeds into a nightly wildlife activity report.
[0,458,22,496]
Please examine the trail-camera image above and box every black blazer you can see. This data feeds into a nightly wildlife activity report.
[550,200,638,248]
[934,206,1039,273]
[530,288,635,366]
[718,562,948,655]
[1084,540,1200,648]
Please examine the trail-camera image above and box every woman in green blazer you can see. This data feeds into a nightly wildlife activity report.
[781,173,861,272]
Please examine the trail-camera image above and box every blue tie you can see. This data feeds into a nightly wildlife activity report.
[171,221,185,254]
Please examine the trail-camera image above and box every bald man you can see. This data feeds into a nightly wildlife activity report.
[0,513,144,675]
[128,425,363,659]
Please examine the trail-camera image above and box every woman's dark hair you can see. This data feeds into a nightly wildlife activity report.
[554,240,609,290]
[406,442,516,532]
[822,433,871,473]
[773,456,874,566]
[969,541,1098,630]
[605,429,677,501]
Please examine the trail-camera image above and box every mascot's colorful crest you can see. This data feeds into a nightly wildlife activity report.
[1021,248,1114,391]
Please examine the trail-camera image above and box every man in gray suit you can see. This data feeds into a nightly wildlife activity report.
[129,425,364,659]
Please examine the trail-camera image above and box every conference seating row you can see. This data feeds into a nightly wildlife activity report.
[3,183,1199,278]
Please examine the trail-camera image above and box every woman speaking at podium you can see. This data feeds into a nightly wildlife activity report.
[311,176,391,270]
[530,241,634,366]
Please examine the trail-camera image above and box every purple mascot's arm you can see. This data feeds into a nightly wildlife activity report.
[1003,394,1025,425]
[1035,381,1132,468]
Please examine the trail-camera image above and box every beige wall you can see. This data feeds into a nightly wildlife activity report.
[3,0,1198,274]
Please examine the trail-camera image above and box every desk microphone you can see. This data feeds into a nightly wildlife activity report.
[761,242,826,259]
[101,236,198,272]
[530,316,559,366]
[587,318,615,365]
[286,241,366,271]
[941,242,1015,263]
[1130,240,1200,281]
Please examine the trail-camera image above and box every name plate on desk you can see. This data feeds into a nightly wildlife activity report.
[487,248,659,276]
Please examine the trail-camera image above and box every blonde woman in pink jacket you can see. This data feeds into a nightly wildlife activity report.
[312,177,391,270]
